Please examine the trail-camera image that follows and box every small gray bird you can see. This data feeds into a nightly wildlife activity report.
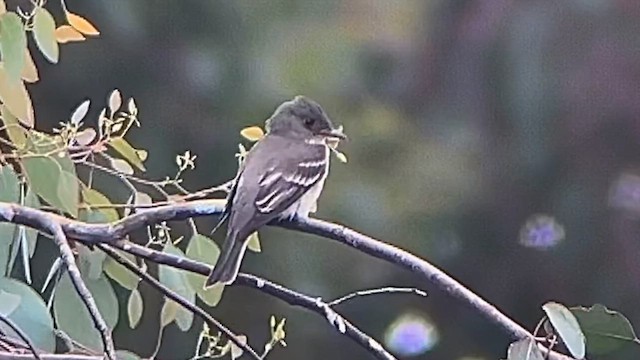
[205,96,346,287]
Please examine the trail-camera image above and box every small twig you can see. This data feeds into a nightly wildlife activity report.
[0,315,41,360]
[106,240,397,360]
[328,287,427,307]
[96,244,262,360]
[46,224,115,360]
[0,352,102,359]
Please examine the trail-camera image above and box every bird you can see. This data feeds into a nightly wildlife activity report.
[205,96,346,287]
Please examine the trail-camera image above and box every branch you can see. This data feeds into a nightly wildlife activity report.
[95,244,261,360]
[0,200,576,359]
[0,353,100,360]
[106,240,397,360]
[46,224,115,360]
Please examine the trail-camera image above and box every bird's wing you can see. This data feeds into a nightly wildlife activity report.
[253,141,328,215]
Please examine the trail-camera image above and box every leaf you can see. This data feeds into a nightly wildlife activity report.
[507,338,545,360]
[109,137,146,171]
[246,231,261,253]
[108,89,121,114]
[54,272,118,352]
[0,12,26,82]
[543,302,586,359]
[66,11,99,36]
[0,165,19,275]
[0,0,5,15]
[110,158,133,175]
[22,155,78,217]
[159,243,195,330]
[32,8,58,64]
[0,289,21,315]
[82,187,119,222]
[334,150,348,163]
[115,350,141,360]
[103,250,140,291]
[571,304,640,355]
[75,128,96,146]
[0,66,34,126]
[0,277,55,351]
[0,104,27,147]
[185,234,224,306]
[127,289,143,328]
[240,126,264,141]
[77,243,107,280]
[55,25,85,43]
[230,334,247,360]
[70,99,90,125]
[160,300,177,328]
[20,48,38,83]
[23,188,40,257]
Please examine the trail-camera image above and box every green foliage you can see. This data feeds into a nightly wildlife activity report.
[0,12,26,83]
[572,304,640,355]
[542,302,585,358]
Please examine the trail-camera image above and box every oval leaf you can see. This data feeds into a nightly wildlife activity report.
[108,89,121,114]
[185,234,224,307]
[66,11,99,36]
[0,104,27,147]
[55,25,85,43]
[20,48,38,83]
[246,232,261,253]
[0,67,34,126]
[0,12,26,82]
[75,128,96,146]
[543,302,586,359]
[109,138,146,171]
[54,272,118,352]
[240,126,264,141]
[32,8,58,64]
[127,289,143,329]
[110,158,134,175]
[82,187,118,222]
[159,243,195,331]
[70,99,90,125]
[22,156,78,217]
[507,338,545,360]
[0,277,55,351]
[0,165,19,274]
[571,304,640,355]
[103,250,140,291]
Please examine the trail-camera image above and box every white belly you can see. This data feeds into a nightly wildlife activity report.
[281,171,327,219]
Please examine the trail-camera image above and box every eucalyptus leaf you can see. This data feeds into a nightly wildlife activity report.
[0,12,26,82]
[32,8,58,63]
[0,165,19,275]
[159,243,194,331]
[109,137,146,171]
[53,272,119,351]
[572,304,640,355]
[22,156,78,217]
[127,289,143,329]
[185,234,224,306]
[0,277,55,351]
[543,302,586,359]
[507,338,545,360]
[103,250,140,291]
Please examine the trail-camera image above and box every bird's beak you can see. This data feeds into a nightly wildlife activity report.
[320,126,348,141]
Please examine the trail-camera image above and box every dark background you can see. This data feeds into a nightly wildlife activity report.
[26,1,640,359]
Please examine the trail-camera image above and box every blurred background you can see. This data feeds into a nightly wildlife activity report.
[26,0,640,359]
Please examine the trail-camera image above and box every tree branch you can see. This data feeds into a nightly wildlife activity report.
[0,200,575,359]
[96,244,261,360]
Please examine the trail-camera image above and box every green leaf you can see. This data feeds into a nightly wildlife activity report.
[22,155,78,217]
[571,304,640,355]
[103,250,140,291]
[0,289,21,315]
[160,300,177,328]
[115,350,141,360]
[32,8,58,64]
[507,338,545,360]
[77,244,106,280]
[159,243,194,331]
[0,12,26,82]
[82,187,119,222]
[0,67,33,126]
[109,137,146,171]
[0,277,55,351]
[0,104,27,147]
[24,188,40,257]
[246,231,261,253]
[127,289,143,329]
[54,272,119,352]
[185,233,224,306]
[0,165,19,275]
[543,302,586,359]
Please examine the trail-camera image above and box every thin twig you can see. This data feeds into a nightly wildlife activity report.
[105,240,397,360]
[328,287,427,307]
[46,224,115,360]
[0,352,101,359]
[96,244,262,360]
[0,316,40,360]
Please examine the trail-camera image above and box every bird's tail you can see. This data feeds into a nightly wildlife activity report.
[205,232,248,288]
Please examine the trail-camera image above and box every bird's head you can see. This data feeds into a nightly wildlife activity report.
[266,96,347,141]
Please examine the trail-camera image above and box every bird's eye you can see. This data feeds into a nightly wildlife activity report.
[303,118,315,127]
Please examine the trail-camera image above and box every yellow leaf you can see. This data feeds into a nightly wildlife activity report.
[20,48,38,83]
[135,149,147,162]
[66,12,99,36]
[0,66,34,127]
[240,126,264,141]
[334,150,347,163]
[55,25,85,44]
[246,232,261,252]
[108,137,146,171]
